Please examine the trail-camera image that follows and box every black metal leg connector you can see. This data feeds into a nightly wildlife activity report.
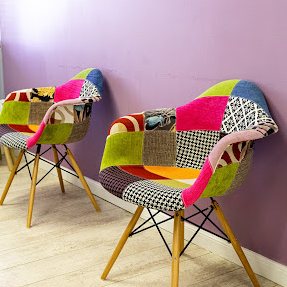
[128,198,230,257]
[14,145,79,186]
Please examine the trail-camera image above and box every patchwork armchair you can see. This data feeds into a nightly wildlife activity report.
[0,68,103,227]
[99,80,278,287]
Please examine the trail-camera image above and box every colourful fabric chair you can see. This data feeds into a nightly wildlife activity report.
[0,68,103,227]
[99,80,278,287]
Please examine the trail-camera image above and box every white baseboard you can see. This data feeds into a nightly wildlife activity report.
[26,153,287,287]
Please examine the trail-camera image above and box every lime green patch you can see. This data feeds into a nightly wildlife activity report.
[37,123,73,144]
[0,101,30,125]
[100,132,144,171]
[152,179,191,189]
[71,69,94,80]
[197,80,241,98]
[200,163,239,198]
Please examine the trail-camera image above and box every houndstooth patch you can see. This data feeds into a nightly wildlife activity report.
[99,166,142,198]
[221,97,271,133]
[176,130,220,170]
[0,132,28,149]
[79,80,101,103]
[123,180,185,211]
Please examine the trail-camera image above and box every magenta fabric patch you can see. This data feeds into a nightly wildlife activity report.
[176,96,229,131]
[26,121,46,148]
[54,79,84,102]
[181,158,213,207]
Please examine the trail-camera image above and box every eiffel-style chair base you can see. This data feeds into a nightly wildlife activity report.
[101,201,260,287]
[0,144,100,228]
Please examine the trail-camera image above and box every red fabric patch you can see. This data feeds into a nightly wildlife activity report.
[54,79,85,102]
[19,92,30,102]
[176,96,229,131]
[8,124,36,134]
[5,93,16,102]
[119,165,168,180]
[108,114,145,135]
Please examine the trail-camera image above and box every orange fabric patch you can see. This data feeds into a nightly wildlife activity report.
[28,125,40,132]
[144,166,201,179]
[119,165,168,180]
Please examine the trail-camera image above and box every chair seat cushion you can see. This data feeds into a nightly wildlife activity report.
[0,128,28,149]
[99,165,191,211]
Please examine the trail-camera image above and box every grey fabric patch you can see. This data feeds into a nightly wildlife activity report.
[142,131,176,166]
[225,148,253,195]
[123,179,184,211]
[28,102,53,125]
[64,117,91,144]
[0,132,28,149]
[176,130,220,170]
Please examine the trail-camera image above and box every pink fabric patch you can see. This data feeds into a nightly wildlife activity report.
[176,96,229,131]
[208,129,264,170]
[54,79,84,102]
[181,158,213,208]
[26,121,46,148]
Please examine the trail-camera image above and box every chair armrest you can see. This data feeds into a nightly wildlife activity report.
[26,98,92,148]
[181,121,279,207]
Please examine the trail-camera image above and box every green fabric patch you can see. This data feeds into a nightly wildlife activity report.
[200,163,239,198]
[71,69,94,80]
[152,179,190,189]
[0,101,30,125]
[100,132,144,171]
[37,123,73,144]
[197,80,240,98]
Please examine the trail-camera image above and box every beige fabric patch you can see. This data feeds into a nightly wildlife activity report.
[28,102,53,125]
[64,117,91,144]
[142,131,176,167]
[225,148,253,195]
[50,105,74,124]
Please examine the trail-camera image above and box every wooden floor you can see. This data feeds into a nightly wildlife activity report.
[0,157,282,287]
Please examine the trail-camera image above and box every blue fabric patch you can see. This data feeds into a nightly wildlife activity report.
[231,80,270,116]
[86,69,103,97]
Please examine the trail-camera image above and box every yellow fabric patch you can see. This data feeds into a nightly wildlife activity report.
[197,80,240,98]
[28,125,40,132]
[152,179,191,188]
[144,166,201,179]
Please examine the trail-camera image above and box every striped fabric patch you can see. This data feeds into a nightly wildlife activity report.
[108,113,144,136]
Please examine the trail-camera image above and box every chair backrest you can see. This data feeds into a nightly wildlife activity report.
[0,68,103,145]
[100,80,278,203]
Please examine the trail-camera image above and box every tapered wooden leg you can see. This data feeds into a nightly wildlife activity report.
[27,152,40,228]
[0,146,2,160]
[66,148,100,212]
[9,148,16,165]
[171,211,183,287]
[179,210,184,252]
[0,149,25,205]
[3,146,14,171]
[52,145,65,193]
[211,200,260,287]
[101,206,144,279]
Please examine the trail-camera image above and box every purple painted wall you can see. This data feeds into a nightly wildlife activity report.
[0,0,286,265]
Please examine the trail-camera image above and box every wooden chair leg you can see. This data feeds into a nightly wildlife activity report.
[27,151,40,228]
[66,148,100,212]
[9,148,16,165]
[0,149,25,205]
[179,210,184,252]
[171,210,184,287]
[52,145,65,193]
[0,146,2,160]
[211,200,260,287]
[101,206,144,279]
[3,146,14,171]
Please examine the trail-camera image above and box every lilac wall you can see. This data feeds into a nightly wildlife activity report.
[0,0,286,265]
